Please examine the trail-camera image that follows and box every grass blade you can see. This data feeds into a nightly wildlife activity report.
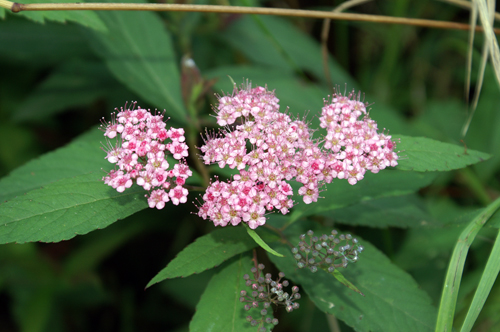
[477,0,500,85]
[459,229,500,332]
[435,197,500,332]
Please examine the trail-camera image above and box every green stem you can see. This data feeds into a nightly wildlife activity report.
[2,1,499,34]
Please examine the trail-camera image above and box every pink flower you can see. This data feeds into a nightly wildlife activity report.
[168,141,189,160]
[113,172,133,193]
[242,204,266,229]
[101,102,192,209]
[169,185,189,205]
[169,128,185,142]
[148,189,169,209]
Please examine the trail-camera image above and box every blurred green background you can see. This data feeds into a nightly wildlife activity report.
[1,0,499,331]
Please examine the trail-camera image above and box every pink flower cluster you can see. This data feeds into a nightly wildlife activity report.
[319,92,399,183]
[101,102,192,209]
[197,84,398,229]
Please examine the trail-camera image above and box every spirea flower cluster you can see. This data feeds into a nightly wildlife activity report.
[240,263,300,332]
[197,83,399,229]
[292,230,363,273]
[101,102,192,209]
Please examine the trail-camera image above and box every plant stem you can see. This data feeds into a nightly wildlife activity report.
[1,1,500,34]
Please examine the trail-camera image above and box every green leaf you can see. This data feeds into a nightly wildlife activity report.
[0,172,147,244]
[289,170,437,223]
[330,194,438,228]
[189,254,255,332]
[244,224,284,257]
[0,17,93,66]
[0,129,108,203]
[3,0,106,31]
[84,3,187,124]
[328,268,364,296]
[221,15,355,87]
[13,60,126,122]
[146,227,257,288]
[394,135,490,172]
[268,227,437,332]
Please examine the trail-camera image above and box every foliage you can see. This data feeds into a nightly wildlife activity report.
[1,1,500,332]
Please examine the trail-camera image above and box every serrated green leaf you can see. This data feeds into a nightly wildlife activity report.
[84,3,187,124]
[8,0,106,31]
[0,129,108,203]
[289,170,437,223]
[268,227,437,332]
[146,227,257,288]
[244,223,284,257]
[394,135,490,172]
[0,172,147,244]
[189,254,255,332]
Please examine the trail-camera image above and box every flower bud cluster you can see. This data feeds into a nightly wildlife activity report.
[292,230,363,273]
[100,102,192,209]
[239,263,300,331]
[197,83,399,229]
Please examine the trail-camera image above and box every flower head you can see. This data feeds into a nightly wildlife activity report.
[101,102,192,209]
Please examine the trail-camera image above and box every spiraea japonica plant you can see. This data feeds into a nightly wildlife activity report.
[96,81,394,330]
[1,2,499,332]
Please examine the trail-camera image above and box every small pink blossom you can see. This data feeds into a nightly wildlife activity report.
[169,185,189,205]
[148,189,169,209]
[168,141,189,160]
